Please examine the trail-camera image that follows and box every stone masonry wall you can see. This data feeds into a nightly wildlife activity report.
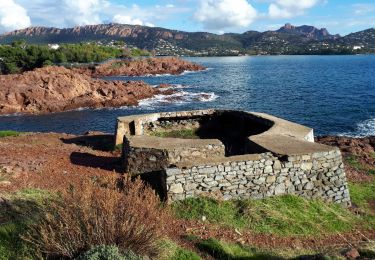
[124,142,225,174]
[143,118,201,135]
[166,149,351,206]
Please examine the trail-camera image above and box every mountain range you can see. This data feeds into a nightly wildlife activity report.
[1,23,374,55]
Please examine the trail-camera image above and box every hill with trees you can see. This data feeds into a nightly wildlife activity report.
[1,23,374,56]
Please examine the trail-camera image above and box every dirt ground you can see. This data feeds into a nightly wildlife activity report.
[0,132,374,255]
[0,132,122,193]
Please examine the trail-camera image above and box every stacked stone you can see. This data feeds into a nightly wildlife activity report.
[166,149,350,206]
[125,143,224,173]
[144,118,201,134]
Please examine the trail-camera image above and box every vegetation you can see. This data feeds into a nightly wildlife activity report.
[0,189,52,259]
[346,154,375,175]
[151,129,199,139]
[349,181,375,212]
[0,130,22,138]
[172,195,367,236]
[1,135,374,259]
[78,245,143,260]
[23,176,168,259]
[0,41,151,74]
[193,237,282,260]
[159,240,201,260]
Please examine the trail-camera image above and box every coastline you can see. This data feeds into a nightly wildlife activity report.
[0,57,205,115]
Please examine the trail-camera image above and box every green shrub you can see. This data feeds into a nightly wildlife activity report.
[77,245,143,260]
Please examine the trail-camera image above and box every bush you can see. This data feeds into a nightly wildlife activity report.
[77,245,143,260]
[23,176,168,258]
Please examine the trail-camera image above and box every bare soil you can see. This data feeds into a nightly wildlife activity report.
[0,133,374,255]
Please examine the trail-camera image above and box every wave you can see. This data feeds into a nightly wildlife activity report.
[139,68,212,77]
[157,84,191,90]
[138,91,218,108]
[337,117,375,137]
[180,68,212,75]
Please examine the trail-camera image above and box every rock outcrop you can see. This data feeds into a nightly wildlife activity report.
[76,57,205,77]
[317,136,375,166]
[0,66,168,115]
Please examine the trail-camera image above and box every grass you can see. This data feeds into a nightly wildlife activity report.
[0,188,52,259]
[349,182,375,210]
[185,236,350,260]
[151,129,199,139]
[0,130,22,138]
[109,61,129,69]
[345,154,375,175]
[114,143,123,152]
[159,240,201,260]
[188,237,283,260]
[172,195,361,236]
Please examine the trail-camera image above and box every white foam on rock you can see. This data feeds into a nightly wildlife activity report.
[138,91,218,109]
[338,117,375,137]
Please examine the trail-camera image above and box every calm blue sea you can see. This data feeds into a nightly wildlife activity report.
[0,55,374,136]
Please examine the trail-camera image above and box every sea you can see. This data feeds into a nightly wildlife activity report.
[0,55,374,137]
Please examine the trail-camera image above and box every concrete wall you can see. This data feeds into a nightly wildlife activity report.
[165,149,350,206]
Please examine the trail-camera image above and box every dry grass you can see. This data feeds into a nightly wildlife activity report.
[23,176,169,259]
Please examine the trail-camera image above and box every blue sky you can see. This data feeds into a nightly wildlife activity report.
[0,0,374,35]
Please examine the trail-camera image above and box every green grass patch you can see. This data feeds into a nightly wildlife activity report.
[172,195,358,236]
[0,130,22,138]
[0,188,53,259]
[193,238,282,259]
[159,239,201,260]
[190,237,348,260]
[151,129,199,139]
[349,182,375,209]
[114,143,123,152]
[346,155,362,170]
[345,154,374,175]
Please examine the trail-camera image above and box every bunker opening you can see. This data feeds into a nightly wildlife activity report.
[144,111,273,156]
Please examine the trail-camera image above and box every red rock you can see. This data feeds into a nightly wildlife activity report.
[75,57,205,77]
[344,248,360,259]
[0,66,163,115]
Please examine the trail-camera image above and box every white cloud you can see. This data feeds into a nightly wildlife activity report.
[62,0,106,25]
[268,0,321,19]
[0,0,31,33]
[275,0,320,10]
[194,0,257,30]
[112,14,154,27]
[268,4,293,18]
[353,3,375,15]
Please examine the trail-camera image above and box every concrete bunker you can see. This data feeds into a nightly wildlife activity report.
[115,109,350,206]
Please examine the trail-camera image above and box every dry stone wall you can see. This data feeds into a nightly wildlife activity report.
[166,149,350,206]
[124,141,225,174]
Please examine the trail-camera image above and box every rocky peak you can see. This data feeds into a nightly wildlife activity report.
[277,23,337,40]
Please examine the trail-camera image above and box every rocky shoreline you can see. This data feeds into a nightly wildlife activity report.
[0,57,204,115]
[74,57,206,77]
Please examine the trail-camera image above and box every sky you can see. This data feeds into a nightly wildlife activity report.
[0,0,374,36]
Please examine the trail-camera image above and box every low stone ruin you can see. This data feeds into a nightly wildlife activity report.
[115,109,350,206]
